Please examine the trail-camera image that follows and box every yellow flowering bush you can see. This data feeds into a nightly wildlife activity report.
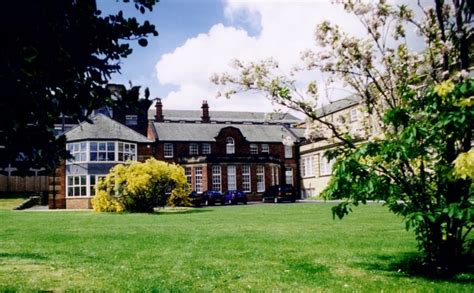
[91,190,124,213]
[92,158,190,213]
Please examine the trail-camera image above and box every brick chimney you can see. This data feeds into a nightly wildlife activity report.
[154,98,164,122]
[201,100,210,123]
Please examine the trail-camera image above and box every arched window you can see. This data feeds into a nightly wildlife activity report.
[226,137,235,154]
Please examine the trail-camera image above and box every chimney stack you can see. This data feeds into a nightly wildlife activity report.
[201,100,210,123]
[155,98,164,122]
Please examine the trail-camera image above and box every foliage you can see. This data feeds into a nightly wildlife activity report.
[214,0,473,273]
[91,190,125,213]
[0,0,158,174]
[93,158,190,213]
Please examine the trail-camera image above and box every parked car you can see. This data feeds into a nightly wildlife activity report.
[262,184,297,203]
[188,191,205,206]
[223,190,248,205]
[202,190,224,206]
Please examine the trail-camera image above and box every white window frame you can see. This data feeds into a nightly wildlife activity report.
[242,165,251,192]
[274,166,279,185]
[67,141,137,164]
[118,142,136,162]
[256,165,265,192]
[67,174,107,197]
[194,167,203,193]
[301,155,314,178]
[350,108,358,122]
[190,143,199,155]
[284,145,293,158]
[250,144,258,154]
[212,165,221,191]
[226,137,235,154]
[67,142,87,163]
[261,144,269,153]
[285,167,293,185]
[202,143,211,155]
[227,165,236,190]
[164,143,174,158]
[320,155,334,176]
[185,167,192,186]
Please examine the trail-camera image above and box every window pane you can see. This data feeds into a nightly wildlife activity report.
[118,153,124,161]
[90,152,97,161]
[80,176,86,185]
[107,152,115,161]
[99,142,106,151]
[68,187,73,196]
[99,152,106,161]
[90,142,97,151]
[80,142,87,151]
[74,176,79,185]
[74,187,80,196]
[107,142,115,151]
[80,153,86,162]
[81,187,87,196]
[125,144,129,152]
[90,176,96,185]
[118,143,123,152]
[73,143,79,152]
[68,176,73,185]
[131,144,136,152]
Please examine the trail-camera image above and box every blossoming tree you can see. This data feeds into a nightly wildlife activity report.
[213,0,473,274]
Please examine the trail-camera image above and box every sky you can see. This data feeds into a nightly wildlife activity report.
[97,0,419,114]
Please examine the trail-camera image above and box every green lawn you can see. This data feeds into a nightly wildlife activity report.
[0,203,472,292]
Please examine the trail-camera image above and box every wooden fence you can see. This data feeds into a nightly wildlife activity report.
[0,175,49,193]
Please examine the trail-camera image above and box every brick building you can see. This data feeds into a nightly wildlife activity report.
[148,100,303,200]
[50,98,303,208]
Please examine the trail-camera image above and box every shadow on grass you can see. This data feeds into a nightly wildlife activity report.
[154,208,213,216]
[354,252,474,284]
[0,252,48,261]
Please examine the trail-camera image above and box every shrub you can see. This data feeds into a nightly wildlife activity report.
[91,190,124,213]
[92,158,190,213]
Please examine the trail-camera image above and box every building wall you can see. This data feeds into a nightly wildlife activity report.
[299,103,380,198]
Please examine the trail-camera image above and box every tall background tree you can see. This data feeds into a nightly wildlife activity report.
[214,0,473,274]
[0,0,158,173]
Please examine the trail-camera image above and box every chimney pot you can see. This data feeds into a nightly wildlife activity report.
[154,98,164,122]
[201,100,210,123]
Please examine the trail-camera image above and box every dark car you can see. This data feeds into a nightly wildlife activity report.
[223,190,248,205]
[188,191,205,206]
[202,190,224,206]
[262,185,297,203]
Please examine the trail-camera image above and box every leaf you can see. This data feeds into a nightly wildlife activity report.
[138,38,148,47]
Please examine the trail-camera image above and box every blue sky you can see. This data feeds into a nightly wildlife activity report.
[99,0,232,99]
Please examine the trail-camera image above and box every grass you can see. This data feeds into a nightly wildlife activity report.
[0,197,25,210]
[0,203,473,292]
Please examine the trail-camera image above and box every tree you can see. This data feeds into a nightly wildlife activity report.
[92,158,191,213]
[213,0,473,274]
[0,0,158,174]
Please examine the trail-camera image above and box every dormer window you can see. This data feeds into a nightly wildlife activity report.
[226,137,235,154]
[125,115,138,126]
[250,144,258,154]
[189,143,199,155]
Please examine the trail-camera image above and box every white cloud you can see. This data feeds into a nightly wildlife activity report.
[155,0,365,113]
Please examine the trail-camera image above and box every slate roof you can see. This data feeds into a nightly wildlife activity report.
[152,122,300,142]
[316,96,361,117]
[147,109,301,124]
[65,114,153,143]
